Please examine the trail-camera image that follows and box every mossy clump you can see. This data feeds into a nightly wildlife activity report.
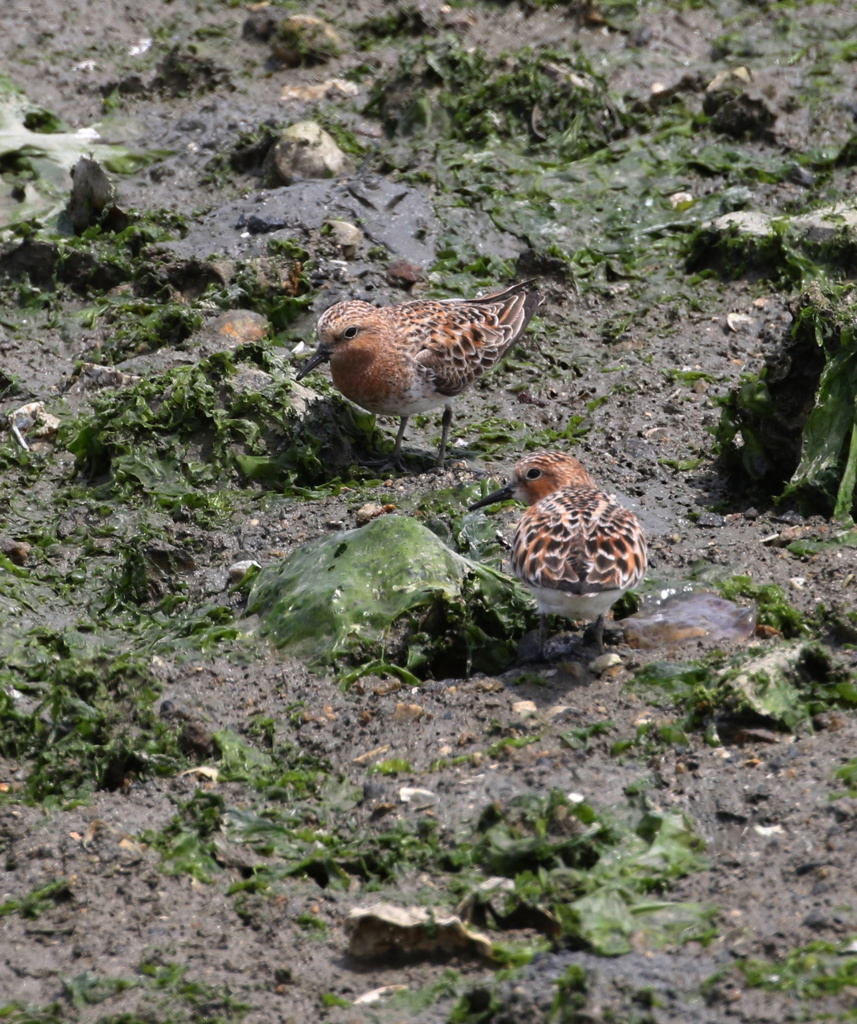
[716,284,857,520]
[247,514,534,678]
[66,342,383,505]
[0,650,182,803]
[367,41,627,159]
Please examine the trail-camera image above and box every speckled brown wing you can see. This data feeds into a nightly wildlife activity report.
[510,488,648,595]
[409,285,542,396]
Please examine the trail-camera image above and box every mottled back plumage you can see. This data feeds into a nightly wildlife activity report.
[513,488,647,598]
[469,450,647,654]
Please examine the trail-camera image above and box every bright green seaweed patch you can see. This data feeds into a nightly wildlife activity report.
[66,341,383,504]
[787,528,857,557]
[627,642,857,735]
[463,790,714,956]
[90,298,202,360]
[0,649,183,803]
[714,576,807,637]
[717,284,857,521]
[834,758,857,796]
[144,791,226,883]
[246,514,534,677]
[0,879,72,920]
[223,802,443,891]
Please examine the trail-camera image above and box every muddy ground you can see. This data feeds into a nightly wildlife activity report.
[2,0,857,1022]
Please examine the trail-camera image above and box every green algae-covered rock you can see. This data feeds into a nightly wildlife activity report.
[246,515,533,678]
[67,342,383,501]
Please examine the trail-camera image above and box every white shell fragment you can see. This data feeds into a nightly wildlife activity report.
[7,401,60,449]
[345,903,492,959]
[726,312,755,332]
[590,652,622,674]
[353,985,409,1005]
[399,787,437,807]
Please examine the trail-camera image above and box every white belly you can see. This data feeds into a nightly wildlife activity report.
[526,584,627,622]
[372,392,454,417]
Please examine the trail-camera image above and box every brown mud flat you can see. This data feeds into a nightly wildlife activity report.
[2,1,857,1022]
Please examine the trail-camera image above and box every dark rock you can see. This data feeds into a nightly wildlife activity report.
[386,258,424,287]
[242,8,279,41]
[180,721,216,759]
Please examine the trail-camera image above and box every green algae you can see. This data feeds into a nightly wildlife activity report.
[144,791,226,884]
[703,939,857,1019]
[369,42,702,295]
[246,514,533,677]
[787,528,857,557]
[0,879,72,920]
[558,719,615,751]
[0,649,184,804]
[94,300,202,360]
[1,958,250,1023]
[222,807,444,890]
[364,11,857,319]
[717,285,857,520]
[148,783,713,958]
[61,973,140,1009]
[460,791,714,957]
[714,575,807,637]
[834,758,857,795]
[372,758,413,775]
[4,7,857,1018]
[370,42,627,160]
[686,215,829,287]
[201,255,314,333]
[627,642,857,736]
[67,342,383,502]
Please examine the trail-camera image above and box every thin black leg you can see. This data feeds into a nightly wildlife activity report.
[593,613,605,654]
[391,416,409,469]
[436,406,453,468]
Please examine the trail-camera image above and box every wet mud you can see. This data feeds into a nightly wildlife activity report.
[2,1,857,1022]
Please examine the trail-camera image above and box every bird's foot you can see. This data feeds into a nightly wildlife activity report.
[517,628,579,663]
[582,614,616,654]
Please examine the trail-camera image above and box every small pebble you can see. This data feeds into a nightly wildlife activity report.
[546,705,573,719]
[324,219,362,258]
[0,537,31,565]
[590,653,622,675]
[228,559,260,584]
[356,503,385,524]
[392,702,426,722]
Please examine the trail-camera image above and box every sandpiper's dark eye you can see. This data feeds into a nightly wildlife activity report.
[526,467,542,480]
[343,326,359,339]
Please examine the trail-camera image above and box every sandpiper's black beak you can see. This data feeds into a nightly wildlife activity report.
[295,348,330,381]
[468,480,514,511]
